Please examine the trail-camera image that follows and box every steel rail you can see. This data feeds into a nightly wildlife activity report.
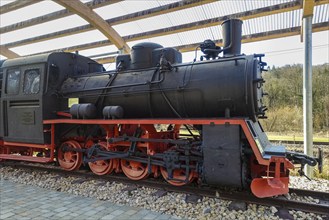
[269,140,329,146]
[1,162,329,215]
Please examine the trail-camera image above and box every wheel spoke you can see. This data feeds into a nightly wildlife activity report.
[160,167,194,186]
[57,141,82,171]
[121,159,149,180]
[88,142,114,176]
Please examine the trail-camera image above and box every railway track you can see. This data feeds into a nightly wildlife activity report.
[271,140,329,146]
[1,161,329,216]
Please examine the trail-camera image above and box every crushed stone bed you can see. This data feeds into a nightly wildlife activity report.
[1,166,328,220]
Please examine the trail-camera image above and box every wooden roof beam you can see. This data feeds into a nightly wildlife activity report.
[301,0,316,41]
[0,46,20,58]
[177,22,329,52]
[2,0,214,46]
[11,1,308,53]
[303,0,315,18]
[104,0,217,26]
[53,0,130,53]
[0,0,123,34]
[94,22,329,64]
[0,0,42,15]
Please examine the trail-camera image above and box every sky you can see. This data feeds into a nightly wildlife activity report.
[0,0,328,68]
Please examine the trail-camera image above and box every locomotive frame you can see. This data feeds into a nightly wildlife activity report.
[0,19,321,198]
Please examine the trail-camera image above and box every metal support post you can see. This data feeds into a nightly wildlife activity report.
[303,16,313,177]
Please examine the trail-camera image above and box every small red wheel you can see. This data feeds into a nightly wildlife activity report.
[160,167,194,186]
[88,142,114,175]
[57,140,82,171]
[121,159,149,180]
[120,148,149,180]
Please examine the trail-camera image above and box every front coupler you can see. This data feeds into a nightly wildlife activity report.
[286,148,323,179]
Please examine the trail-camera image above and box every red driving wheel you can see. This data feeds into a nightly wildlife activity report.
[57,140,82,171]
[88,142,114,175]
[120,148,149,180]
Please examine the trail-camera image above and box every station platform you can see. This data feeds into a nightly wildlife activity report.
[0,180,180,220]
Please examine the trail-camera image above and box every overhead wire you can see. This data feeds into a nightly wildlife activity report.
[264,44,329,57]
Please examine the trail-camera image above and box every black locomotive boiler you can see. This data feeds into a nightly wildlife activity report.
[0,19,320,198]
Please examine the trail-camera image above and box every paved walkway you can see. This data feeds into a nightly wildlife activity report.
[0,180,179,220]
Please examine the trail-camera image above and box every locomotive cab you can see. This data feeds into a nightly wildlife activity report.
[0,53,102,144]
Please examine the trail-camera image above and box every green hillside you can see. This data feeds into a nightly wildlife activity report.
[261,64,329,134]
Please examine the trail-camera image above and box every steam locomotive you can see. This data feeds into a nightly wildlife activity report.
[0,19,321,198]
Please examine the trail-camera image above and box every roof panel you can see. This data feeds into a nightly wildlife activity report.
[0,1,12,7]
[109,0,306,41]
[0,1,65,26]
[178,28,217,46]
[93,2,127,20]
[79,45,118,57]
[94,0,160,20]
[143,34,182,48]
[313,4,329,23]
[0,15,89,45]
[0,0,328,63]
[201,0,296,19]
[113,14,174,36]
[10,30,108,56]
[167,5,207,26]
[157,0,180,6]
[126,27,222,50]
[126,39,151,48]
[113,21,144,36]
[241,10,303,35]
[119,0,161,12]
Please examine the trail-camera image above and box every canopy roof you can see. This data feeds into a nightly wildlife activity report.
[0,0,328,64]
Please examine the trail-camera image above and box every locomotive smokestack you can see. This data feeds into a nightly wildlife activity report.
[221,19,243,56]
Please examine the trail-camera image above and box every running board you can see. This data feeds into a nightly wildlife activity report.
[0,154,53,163]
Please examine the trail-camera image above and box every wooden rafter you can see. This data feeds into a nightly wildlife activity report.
[178,22,329,52]
[303,0,315,18]
[0,46,20,58]
[8,1,319,54]
[1,0,327,59]
[301,0,316,41]
[94,22,329,64]
[4,0,328,49]
[0,0,123,34]
[53,0,130,53]
[0,0,41,15]
[2,0,215,47]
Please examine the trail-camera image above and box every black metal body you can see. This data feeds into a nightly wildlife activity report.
[0,53,102,143]
[0,60,4,141]
[61,55,265,121]
[3,19,312,191]
[202,124,242,187]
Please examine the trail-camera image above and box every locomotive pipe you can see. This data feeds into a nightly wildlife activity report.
[221,19,243,56]
[201,19,243,58]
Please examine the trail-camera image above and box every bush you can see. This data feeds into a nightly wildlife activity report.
[262,106,303,133]
[262,64,329,133]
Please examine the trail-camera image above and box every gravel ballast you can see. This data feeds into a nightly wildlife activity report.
[1,166,328,220]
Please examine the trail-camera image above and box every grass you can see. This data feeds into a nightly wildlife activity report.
[289,158,329,180]
[316,157,329,179]
[268,135,329,143]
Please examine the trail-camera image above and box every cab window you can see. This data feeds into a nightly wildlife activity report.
[23,69,40,94]
[6,69,20,94]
